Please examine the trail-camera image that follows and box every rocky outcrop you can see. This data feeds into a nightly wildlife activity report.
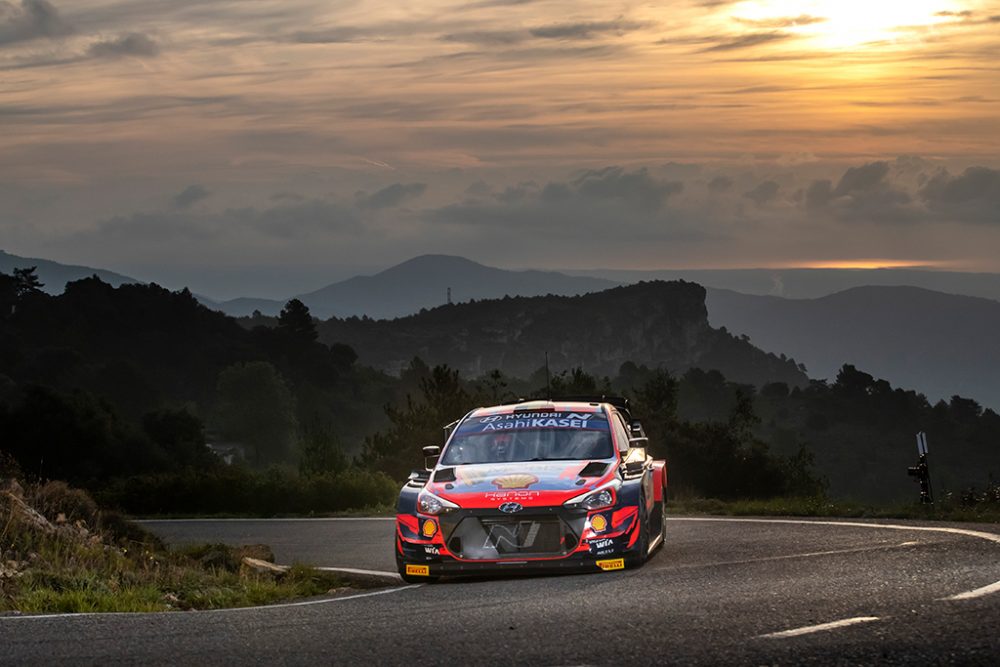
[318,280,807,387]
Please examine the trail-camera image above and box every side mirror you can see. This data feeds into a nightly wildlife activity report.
[628,436,649,449]
[422,445,441,470]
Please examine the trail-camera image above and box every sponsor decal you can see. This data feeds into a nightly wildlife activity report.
[423,545,440,556]
[485,521,540,549]
[421,519,437,538]
[405,564,430,577]
[458,412,607,435]
[590,538,613,550]
[596,558,625,571]
[484,490,540,502]
[595,548,615,556]
[498,502,524,513]
[590,514,608,532]
[492,474,539,490]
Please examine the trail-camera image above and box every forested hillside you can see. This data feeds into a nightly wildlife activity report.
[315,280,808,387]
[2,269,998,510]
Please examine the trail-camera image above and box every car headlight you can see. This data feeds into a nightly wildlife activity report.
[417,491,459,515]
[564,483,618,510]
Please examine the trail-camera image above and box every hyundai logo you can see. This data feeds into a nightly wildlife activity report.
[498,502,523,513]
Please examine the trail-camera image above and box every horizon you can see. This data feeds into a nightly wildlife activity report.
[5,246,1000,302]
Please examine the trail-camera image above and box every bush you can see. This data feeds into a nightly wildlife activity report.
[29,480,99,526]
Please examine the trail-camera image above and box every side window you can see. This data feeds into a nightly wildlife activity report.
[610,412,630,452]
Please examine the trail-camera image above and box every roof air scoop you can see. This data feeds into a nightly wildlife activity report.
[578,461,609,478]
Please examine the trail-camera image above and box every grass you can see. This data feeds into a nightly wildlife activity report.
[0,481,380,615]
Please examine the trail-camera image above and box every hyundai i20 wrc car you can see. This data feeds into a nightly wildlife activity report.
[395,398,668,583]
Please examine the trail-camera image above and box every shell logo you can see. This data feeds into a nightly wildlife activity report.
[421,519,437,538]
[491,474,539,490]
[590,514,608,532]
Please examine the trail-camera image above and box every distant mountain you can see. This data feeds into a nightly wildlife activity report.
[213,255,620,319]
[706,286,1000,410]
[297,255,618,320]
[565,267,1000,302]
[0,249,139,293]
[317,280,808,388]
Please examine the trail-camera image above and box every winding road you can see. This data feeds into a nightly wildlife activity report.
[2,516,999,665]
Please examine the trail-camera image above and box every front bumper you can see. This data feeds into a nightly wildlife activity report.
[396,504,641,577]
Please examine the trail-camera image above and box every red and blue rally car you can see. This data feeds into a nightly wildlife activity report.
[395,397,668,582]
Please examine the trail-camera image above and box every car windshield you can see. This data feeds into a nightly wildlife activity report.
[440,411,614,465]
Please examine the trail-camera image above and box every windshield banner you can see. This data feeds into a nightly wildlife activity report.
[456,411,609,435]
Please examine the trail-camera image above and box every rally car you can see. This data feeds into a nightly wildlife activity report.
[395,397,668,583]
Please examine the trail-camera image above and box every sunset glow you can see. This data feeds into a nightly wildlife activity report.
[1,1,999,293]
[788,261,949,270]
[729,0,961,48]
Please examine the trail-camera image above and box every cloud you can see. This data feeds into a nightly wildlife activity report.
[0,0,71,46]
[920,167,1000,223]
[87,32,160,58]
[708,175,733,193]
[529,20,647,40]
[422,166,688,243]
[833,161,890,196]
[805,179,833,210]
[733,15,826,29]
[801,161,916,223]
[80,198,361,247]
[289,27,366,44]
[744,180,780,205]
[701,31,793,52]
[442,30,524,46]
[172,184,210,209]
[573,166,683,211]
[356,182,427,210]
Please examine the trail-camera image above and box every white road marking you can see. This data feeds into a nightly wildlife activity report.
[316,566,401,580]
[664,517,1000,545]
[666,517,1000,601]
[757,616,882,640]
[943,580,1000,601]
[0,585,420,622]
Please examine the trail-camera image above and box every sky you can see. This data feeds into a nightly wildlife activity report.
[1,0,999,299]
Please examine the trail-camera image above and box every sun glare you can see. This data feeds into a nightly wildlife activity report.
[729,0,960,48]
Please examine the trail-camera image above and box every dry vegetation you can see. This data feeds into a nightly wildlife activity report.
[0,477,373,614]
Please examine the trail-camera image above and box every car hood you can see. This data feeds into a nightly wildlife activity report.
[428,460,616,509]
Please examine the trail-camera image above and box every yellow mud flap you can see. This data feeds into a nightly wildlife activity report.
[596,558,625,572]
[405,564,430,576]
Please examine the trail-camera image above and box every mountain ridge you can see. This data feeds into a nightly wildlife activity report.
[706,284,1000,409]
[315,279,808,388]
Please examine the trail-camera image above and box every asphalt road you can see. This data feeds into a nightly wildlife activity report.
[2,516,999,665]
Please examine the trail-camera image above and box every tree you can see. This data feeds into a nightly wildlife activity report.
[214,361,298,465]
[278,298,317,342]
[298,423,347,476]
[12,266,43,297]
[143,407,213,468]
[363,363,476,479]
